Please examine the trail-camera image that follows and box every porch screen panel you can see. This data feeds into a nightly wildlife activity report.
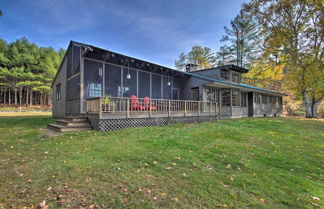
[173,78,180,88]
[232,89,241,106]
[122,68,137,97]
[84,59,103,99]
[163,77,171,99]
[66,48,73,79]
[138,71,150,98]
[221,89,231,106]
[104,64,122,97]
[72,45,80,75]
[66,75,80,102]
[151,74,162,99]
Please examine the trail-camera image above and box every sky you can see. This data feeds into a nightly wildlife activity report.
[0,0,246,68]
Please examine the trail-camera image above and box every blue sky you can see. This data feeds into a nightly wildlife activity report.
[0,0,245,68]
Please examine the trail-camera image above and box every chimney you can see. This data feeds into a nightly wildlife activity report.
[185,63,199,72]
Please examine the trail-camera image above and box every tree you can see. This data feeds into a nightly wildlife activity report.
[220,11,259,67]
[243,0,324,117]
[175,46,216,71]
[0,37,64,106]
[215,45,235,66]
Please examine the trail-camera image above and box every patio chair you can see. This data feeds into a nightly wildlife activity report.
[130,95,145,111]
[144,97,157,110]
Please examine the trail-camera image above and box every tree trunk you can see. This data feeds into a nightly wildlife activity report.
[311,97,320,118]
[26,88,29,105]
[14,88,18,105]
[19,87,22,105]
[8,90,11,104]
[29,89,33,106]
[302,89,313,118]
[3,88,6,104]
[40,93,43,106]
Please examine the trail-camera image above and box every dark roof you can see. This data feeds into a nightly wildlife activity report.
[51,41,286,96]
[194,64,249,73]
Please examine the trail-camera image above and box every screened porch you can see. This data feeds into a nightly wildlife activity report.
[86,96,219,119]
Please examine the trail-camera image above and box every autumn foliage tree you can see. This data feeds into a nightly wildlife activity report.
[242,0,323,117]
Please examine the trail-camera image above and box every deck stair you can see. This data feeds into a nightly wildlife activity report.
[47,116,92,132]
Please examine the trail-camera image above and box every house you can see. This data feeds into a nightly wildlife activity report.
[49,41,286,131]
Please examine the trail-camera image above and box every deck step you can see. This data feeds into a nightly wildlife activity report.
[48,116,92,132]
[62,118,88,122]
[56,119,89,127]
[47,124,92,132]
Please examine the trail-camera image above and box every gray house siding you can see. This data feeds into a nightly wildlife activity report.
[52,59,67,118]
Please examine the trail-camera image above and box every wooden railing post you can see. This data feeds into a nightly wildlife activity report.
[198,102,200,116]
[184,100,187,116]
[209,101,212,116]
[168,100,171,117]
[99,97,103,119]
[126,98,130,118]
[149,99,152,118]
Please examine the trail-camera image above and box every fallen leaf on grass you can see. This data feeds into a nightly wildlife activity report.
[165,167,173,170]
[311,203,321,207]
[160,193,167,197]
[312,197,320,201]
[88,203,96,208]
[253,173,256,177]
[230,176,234,182]
[260,198,266,203]
[173,197,179,202]
[226,164,231,168]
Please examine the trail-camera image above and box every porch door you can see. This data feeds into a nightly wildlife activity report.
[248,92,253,117]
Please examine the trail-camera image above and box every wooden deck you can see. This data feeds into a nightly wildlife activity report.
[86,97,220,119]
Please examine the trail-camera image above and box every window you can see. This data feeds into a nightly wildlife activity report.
[221,70,230,80]
[191,87,199,101]
[241,92,247,107]
[56,83,61,100]
[232,73,239,83]
[84,59,103,99]
[152,74,162,99]
[278,97,283,106]
[262,95,267,104]
[89,83,102,98]
[221,89,231,106]
[206,88,219,103]
[138,71,151,98]
[254,93,261,104]
[105,64,122,97]
[232,89,241,106]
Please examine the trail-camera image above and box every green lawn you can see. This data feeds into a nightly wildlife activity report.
[0,115,323,209]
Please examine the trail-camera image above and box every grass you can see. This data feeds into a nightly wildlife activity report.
[0,115,323,208]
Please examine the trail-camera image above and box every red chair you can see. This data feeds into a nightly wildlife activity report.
[130,95,145,111]
[144,97,157,110]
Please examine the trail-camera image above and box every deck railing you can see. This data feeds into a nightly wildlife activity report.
[87,97,220,119]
